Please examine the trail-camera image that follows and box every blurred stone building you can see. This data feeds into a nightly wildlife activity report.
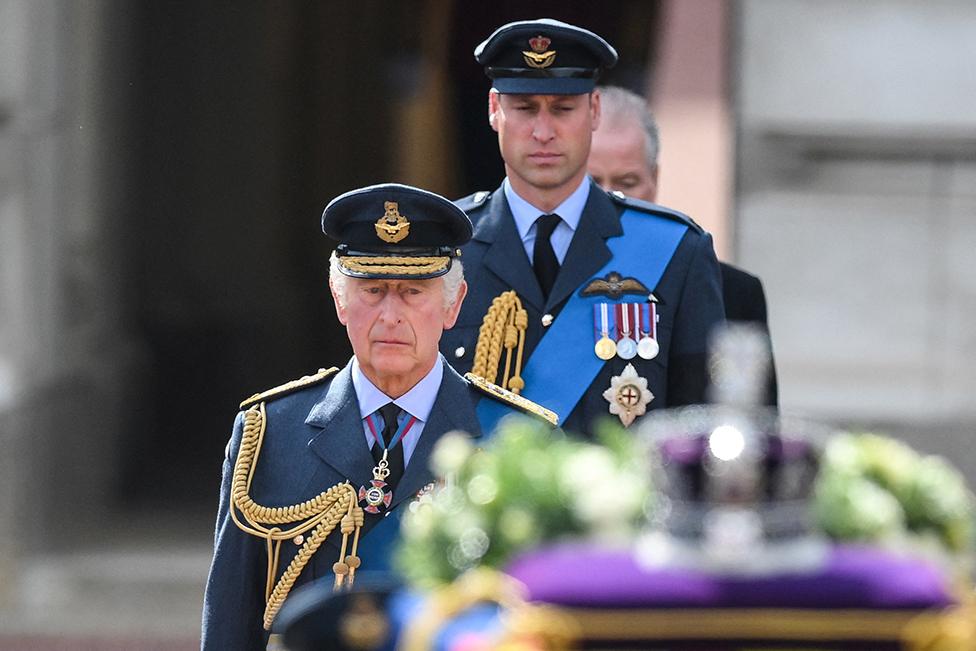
[1,0,973,646]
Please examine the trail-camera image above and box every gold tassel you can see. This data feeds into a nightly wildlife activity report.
[471,290,528,394]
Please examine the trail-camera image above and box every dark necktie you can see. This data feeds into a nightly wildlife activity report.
[533,213,562,298]
[371,403,404,489]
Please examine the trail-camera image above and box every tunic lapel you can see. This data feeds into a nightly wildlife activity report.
[391,361,483,508]
[304,363,375,487]
[472,189,546,312]
[304,360,484,511]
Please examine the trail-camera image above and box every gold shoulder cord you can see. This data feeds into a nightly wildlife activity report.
[470,290,528,394]
[230,401,365,630]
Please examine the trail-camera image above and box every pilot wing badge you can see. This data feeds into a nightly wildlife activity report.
[579,271,650,300]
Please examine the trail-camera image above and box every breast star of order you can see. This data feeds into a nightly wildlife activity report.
[602,363,654,427]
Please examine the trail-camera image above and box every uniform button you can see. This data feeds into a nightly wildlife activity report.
[293,534,304,546]
[454,346,465,358]
[541,314,554,327]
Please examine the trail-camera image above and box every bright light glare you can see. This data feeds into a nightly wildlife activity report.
[709,425,745,461]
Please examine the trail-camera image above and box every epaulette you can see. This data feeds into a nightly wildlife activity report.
[454,190,492,213]
[607,190,703,234]
[239,367,339,409]
[464,372,558,426]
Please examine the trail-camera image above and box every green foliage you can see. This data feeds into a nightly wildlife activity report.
[398,423,974,589]
[396,415,651,589]
[814,432,976,555]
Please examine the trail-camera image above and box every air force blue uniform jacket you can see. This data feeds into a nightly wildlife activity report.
[201,358,542,651]
[440,182,725,435]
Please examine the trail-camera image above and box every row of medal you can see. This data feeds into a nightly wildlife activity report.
[592,302,660,361]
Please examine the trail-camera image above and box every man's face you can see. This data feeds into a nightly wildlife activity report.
[332,276,466,386]
[489,91,601,193]
[588,120,658,203]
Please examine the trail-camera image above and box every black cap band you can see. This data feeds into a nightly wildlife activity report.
[486,66,597,80]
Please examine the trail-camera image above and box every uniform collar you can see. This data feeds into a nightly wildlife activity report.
[503,175,590,238]
[351,355,444,422]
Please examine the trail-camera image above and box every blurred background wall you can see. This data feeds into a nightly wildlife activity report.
[0,0,973,647]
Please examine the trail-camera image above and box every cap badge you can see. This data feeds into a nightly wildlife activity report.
[603,363,653,427]
[523,35,556,69]
[375,201,410,243]
[339,593,390,649]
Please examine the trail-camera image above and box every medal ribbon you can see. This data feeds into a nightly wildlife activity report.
[638,302,657,340]
[593,303,617,343]
[477,208,688,429]
[365,411,417,454]
[618,303,631,339]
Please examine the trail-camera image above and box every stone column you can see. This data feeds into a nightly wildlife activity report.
[0,0,138,603]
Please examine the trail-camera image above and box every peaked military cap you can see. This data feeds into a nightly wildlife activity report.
[322,183,473,279]
[475,18,618,95]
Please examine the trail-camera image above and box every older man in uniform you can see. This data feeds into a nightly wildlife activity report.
[201,184,555,651]
[441,19,725,435]
[588,85,778,405]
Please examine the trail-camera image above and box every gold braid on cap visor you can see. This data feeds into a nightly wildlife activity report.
[338,255,450,276]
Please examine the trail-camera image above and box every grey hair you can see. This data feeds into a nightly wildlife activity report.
[329,252,465,310]
[597,85,660,169]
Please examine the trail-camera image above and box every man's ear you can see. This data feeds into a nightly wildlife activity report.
[648,164,660,203]
[443,280,468,330]
[488,91,501,133]
[590,89,602,132]
[330,281,348,326]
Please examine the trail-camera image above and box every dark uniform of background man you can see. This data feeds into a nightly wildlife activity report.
[201,184,555,651]
[588,85,778,406]
[440,19,725,435]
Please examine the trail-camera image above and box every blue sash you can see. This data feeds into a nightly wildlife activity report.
[477,209,687,429]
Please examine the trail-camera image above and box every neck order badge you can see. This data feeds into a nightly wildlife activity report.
[359,408,416,515]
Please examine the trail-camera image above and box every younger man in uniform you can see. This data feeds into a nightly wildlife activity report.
[441,19,725,435]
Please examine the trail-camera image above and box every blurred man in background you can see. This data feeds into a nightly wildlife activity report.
[588,85,777,406]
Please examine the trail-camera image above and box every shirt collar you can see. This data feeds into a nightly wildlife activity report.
[351,355,443,422]
[503,176,591,238]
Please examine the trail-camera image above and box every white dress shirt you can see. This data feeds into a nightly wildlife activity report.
[503,175,591,264]
[351,355,443,465]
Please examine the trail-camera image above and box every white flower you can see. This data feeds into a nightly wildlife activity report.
[559,446,617,495]
[431,431,474,476]
[558,446,645,538]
